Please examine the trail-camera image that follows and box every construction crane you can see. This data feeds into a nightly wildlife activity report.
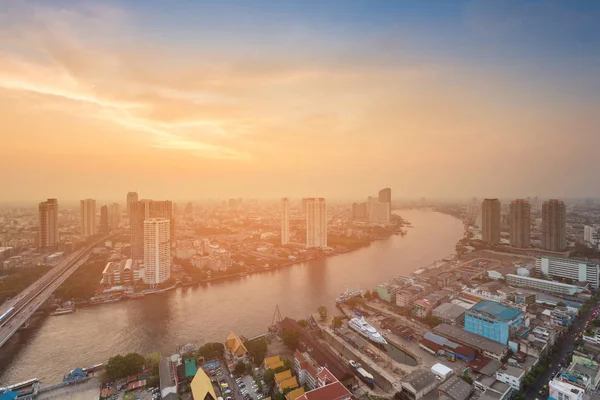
[269,305,282,332]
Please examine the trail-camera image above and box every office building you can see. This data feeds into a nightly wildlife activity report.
[536,256,600,289]
[38,198,59,248]
[143,218,171,285]
[505,274,586,296]
[464,300,523,345]
[130,200,173,260]
[509,199,530,248]
[482,199,501,245]
[80,198,96,237]
[126,191,138,218]
[368,199,391,223]
[542,199,566,252]
[584,225,598,247]
[109,203,120,229]
[99,205,109,233]
[378,187,392,218]
[306,198,327,248]
[281,197,289,246]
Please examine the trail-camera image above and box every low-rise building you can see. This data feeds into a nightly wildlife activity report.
[395,288,420,308]
[437,376,473,400]
[549,378,585,400]
[583,328,600,345]
[434,323,510,361]
[419,332,476,362]
[495,365,525,390]
[400,369,439,400]
[432,302,467,325]
[464,300,523,345]
[506,274,587,296]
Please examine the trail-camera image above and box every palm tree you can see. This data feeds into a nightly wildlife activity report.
[317,306,327,321]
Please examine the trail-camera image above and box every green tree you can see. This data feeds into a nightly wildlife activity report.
[245,338,268,365]
[264,369,275,384]
[234,362,246,375]
[363,290,372,300]
[198,342,225,360]
[332,317,343,329]
[106,355,128,380]
[297,319,308,328]
[317,306,327,320]
[282,328,300,350]
[123,353,146,374]
[460,375,473,384]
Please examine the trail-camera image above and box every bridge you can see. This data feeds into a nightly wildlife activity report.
[0,234,114,348]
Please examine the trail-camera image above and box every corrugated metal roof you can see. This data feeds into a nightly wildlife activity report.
[470,300,521,321]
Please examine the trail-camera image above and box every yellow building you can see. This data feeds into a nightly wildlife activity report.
[263,355,284,370]
[274,370,293,385]
[286,387,305,400]
[190,368,217,400]
[278,376,299,392]
[225,332,248,357]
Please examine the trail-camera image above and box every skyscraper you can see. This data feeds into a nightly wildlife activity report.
[378,187,392,218]
[509,199,531,248]
[127,191,138,218]
[38,198,59,249]
[301,198,309,216]
[281,198,289,246]
[352,202,368,220]
[542,199,566,252]
[99,205,109,233]
[482,198,501,245]
[80,198,96,237]
[109,203,120,229]
[143,218,171,285]
[130,200,173,260]
[306,198,327,248]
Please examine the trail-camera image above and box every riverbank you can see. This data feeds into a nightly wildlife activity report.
[0,209,465,386]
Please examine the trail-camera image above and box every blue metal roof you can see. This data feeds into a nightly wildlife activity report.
[470,300,521,321]
[0,392,18,400]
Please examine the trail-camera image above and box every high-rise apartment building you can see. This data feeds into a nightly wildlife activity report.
[509,199,530,248]
[80,198,96,237]
[301,198,309,216]
[99,205,109,233]
[482,198,501,245]
[306,198,327,248]
[127,191,138,218]
[38,198,59,248]
[109,203,120,229]
[378,187,392,217]
[352,202,368,220]
[542,199,566,252]
[143,218,171,285]
[130,200,173,260]
[281,198,289,246]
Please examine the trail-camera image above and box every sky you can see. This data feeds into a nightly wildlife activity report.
[1,0,599,202]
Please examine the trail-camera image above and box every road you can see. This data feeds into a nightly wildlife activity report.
[0,234,114,348]
[525,299,600,398]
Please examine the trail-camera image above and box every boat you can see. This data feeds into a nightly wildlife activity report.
[348,317,388,345]
[348,360,375,388]
[336,289,364,304]
[51,301,75,316]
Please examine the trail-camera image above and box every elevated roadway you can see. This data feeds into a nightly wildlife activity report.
[0,234,114,348]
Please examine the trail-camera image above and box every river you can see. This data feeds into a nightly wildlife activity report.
[0,209,463,385]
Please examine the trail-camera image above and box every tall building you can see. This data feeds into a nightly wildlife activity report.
[126,191,138,218]
[38,198,59,248]
[281,198,289,246]
[542,199,566,252]
[509,199,530,248]
[306,198,327,248]
[378,187,392,217]
[99,205,109,233]
[301,198,309,216]
[482,198,501,245]
[143,218,171,285]
[109,203,120,229]
[130,200,173,260]
[352,202,368,220]
[80,198,96,237]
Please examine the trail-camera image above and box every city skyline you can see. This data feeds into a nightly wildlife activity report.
[1,1,600,201]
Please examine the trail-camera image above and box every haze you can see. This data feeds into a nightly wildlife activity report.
[1,0,599,201]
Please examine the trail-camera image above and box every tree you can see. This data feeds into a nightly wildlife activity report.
[460,375,473,384]
[332,317,343,329]
[198,342,225,360]
[234,362,246,375]
[347,297,364,308]
[105,352,146,381]
[364,290,372,300]
[297,319,308,328]
[317,306,327,321]
[264,369,275,384]
[245,338,268,365]
[124,353,146,374]
[282,328,300,350]
[557,301,566,307]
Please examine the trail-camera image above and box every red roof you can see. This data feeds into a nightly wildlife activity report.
[297,382,352,400]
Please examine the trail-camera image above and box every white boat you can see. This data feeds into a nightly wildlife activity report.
[348,317,387,345]
[336,289,364,304]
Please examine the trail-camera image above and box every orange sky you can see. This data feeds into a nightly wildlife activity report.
[1,1,599,201]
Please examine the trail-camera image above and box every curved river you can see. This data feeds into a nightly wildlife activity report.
[0,210,463,385]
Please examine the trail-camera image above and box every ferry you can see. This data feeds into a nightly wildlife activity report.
[51,301,75,316]
[348,317,388,345]
[336,289,364,304]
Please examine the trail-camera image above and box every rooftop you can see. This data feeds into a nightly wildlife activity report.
[434,324,509,356]
[438,376,473,400]
[496,365,525,379]
[433,303,467,320]
[296,381,352,400]
[401,369,438,392]
[470,300,522,321]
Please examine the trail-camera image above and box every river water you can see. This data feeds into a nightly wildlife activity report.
[0,210,463,385]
